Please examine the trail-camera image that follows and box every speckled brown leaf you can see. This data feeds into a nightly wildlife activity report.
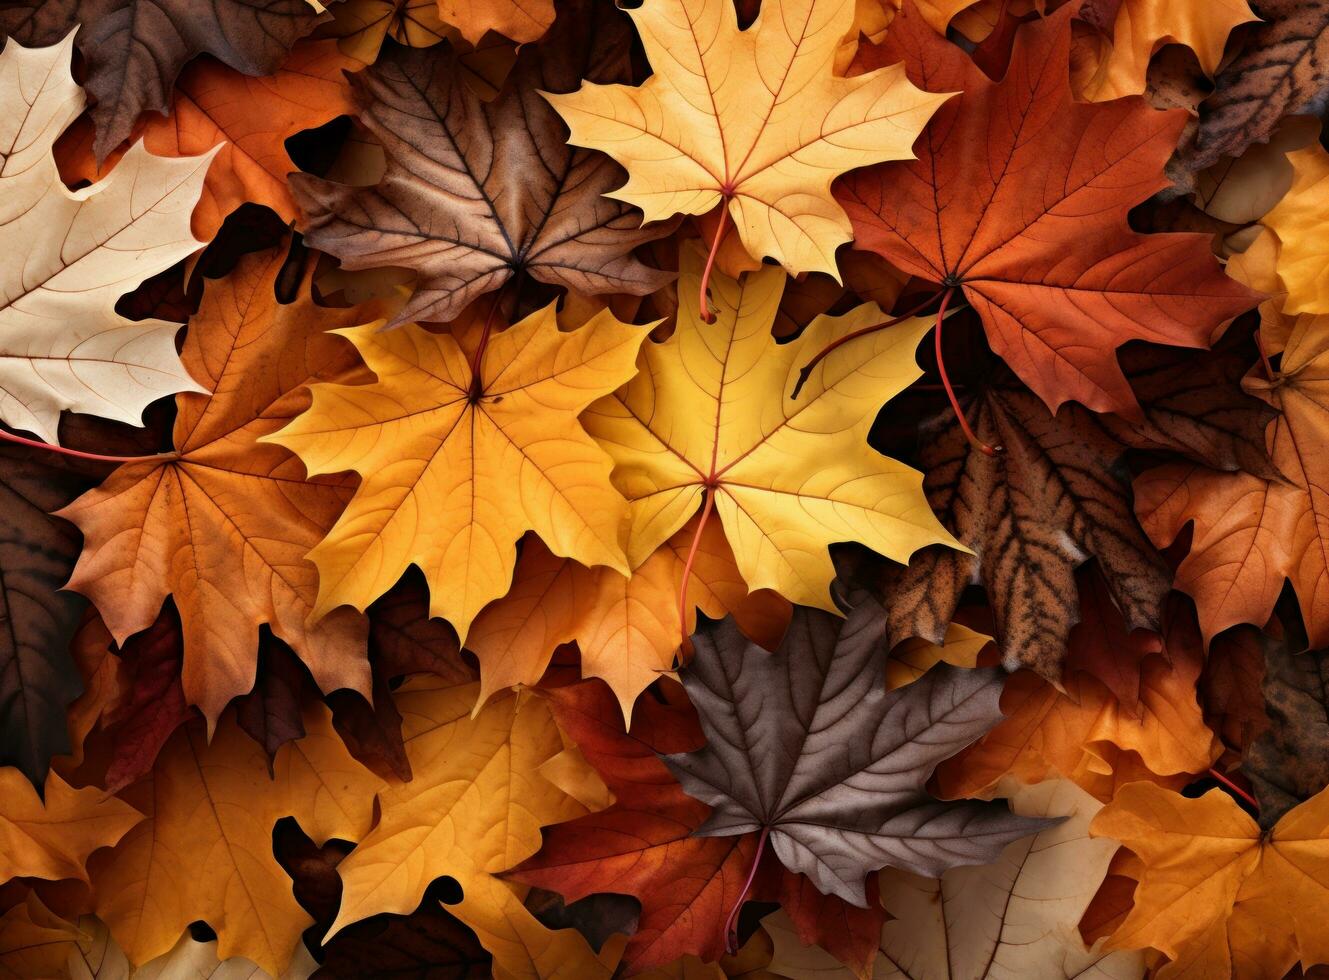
[1174,0,1329,175]
[291,0,674,326]
[664,601,1051,907]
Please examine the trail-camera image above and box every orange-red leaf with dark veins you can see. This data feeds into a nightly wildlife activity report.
[836,2,1257,414]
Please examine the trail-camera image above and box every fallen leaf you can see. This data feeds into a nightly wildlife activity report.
[1245,635,1329,827]
[0,893,83,980]
[1134,301,1329,644]
[1091,781,1329,978]
[265,300,640,643]
[583,243,958,613]
[0,769,140,884]
[292,0,674,326]
[437,0,553,44]
[326,0,448,62]
[764,778,1145,980]
[513,677,874,972]
[1173,0,1329,175]
[1071,0,1256,102]
[936,586,1218,800]
[0,0,325,163]
[837,3,1256,414]
[0,34,208,445]
[1264,142,1329,315]
[546,0,948,278]
[467,515,790,724]
[321,676,613,978]
[665,601,1053,907]
[62,247,378,725]
[88,703,382,974]
[874,317,1272,681]
[56,40,359,244]
[1201,625,1269,755]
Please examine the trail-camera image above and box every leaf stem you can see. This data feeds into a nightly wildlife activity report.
[468,290,505,401]
[0,428,176,464]
[1208,766,1259,812]
[699,203,730,325]
[790,287,950,399]
[1255,329,1275,382]
[934,288,1002,457]
[677,489,718,655]
[723,825,769,955]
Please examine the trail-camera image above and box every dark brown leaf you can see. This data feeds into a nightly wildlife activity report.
[664,602,1052,907]
[1245,636,1329,828]
[0,0,325,163]
[290,0,674,326]
[235,639,310,772]
[1202,624,1269,755]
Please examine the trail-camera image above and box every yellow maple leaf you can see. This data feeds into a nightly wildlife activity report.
[0,769,140,885]
[87,704,383,974]
[583,244,962,612]
[324,675,614,978]
[264,304,643,642]
[1264,142,1329,315]
[544,0,948,278]
[1092,782,1329,978]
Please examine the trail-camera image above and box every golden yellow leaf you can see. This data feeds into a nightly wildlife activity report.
[885,622,991,691]
[264,304,643,643]
[0,35,208,444]
[583,244,961,612]
[0,893,83,980]
[1073,0,1257,101]
[0,769,140,885]
[324,676,612,978]
[467,515,790,723]
[545,0,948,277]
[88,704,383,974]
[1264,141,1329,315]
[1092,782,1329,978]
[438,0,554,44]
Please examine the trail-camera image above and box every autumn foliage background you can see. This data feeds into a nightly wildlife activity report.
[0,0,1327,976]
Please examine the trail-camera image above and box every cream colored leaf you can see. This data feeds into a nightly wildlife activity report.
[0,34,209,444]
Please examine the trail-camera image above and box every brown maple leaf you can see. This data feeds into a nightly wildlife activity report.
[291,0,674,326]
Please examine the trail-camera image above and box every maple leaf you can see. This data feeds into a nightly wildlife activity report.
[1264,142,1329,315]
[872,313,1273,679]
[291,0,674,327]
[264,301,640,643]
[0,0,325,163]
[319,675,615,978]
[61,247,379,726]
[665,601,1053,908]
[88,703,383,974]
[512,676,885,973]
[1072,0,1257,102]
[326,0,449,62]
[763,778,1145,979]
[583,243,959,614]
[1134,304,1329,645]
[1172,0,1329,175]
[836,3,1256,414]
[0,768,140,884]
[1201,624,1269,756]
[0,34,208,445]
[545,0,948,280]
[1245,633,1329,827]
[935,578,1218,801]
[0,892,85,980]
[56,40,359,244]
[467,515,790,724]
[1091,781,1329,978]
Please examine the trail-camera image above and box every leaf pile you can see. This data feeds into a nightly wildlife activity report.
[2,0,1328,976]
